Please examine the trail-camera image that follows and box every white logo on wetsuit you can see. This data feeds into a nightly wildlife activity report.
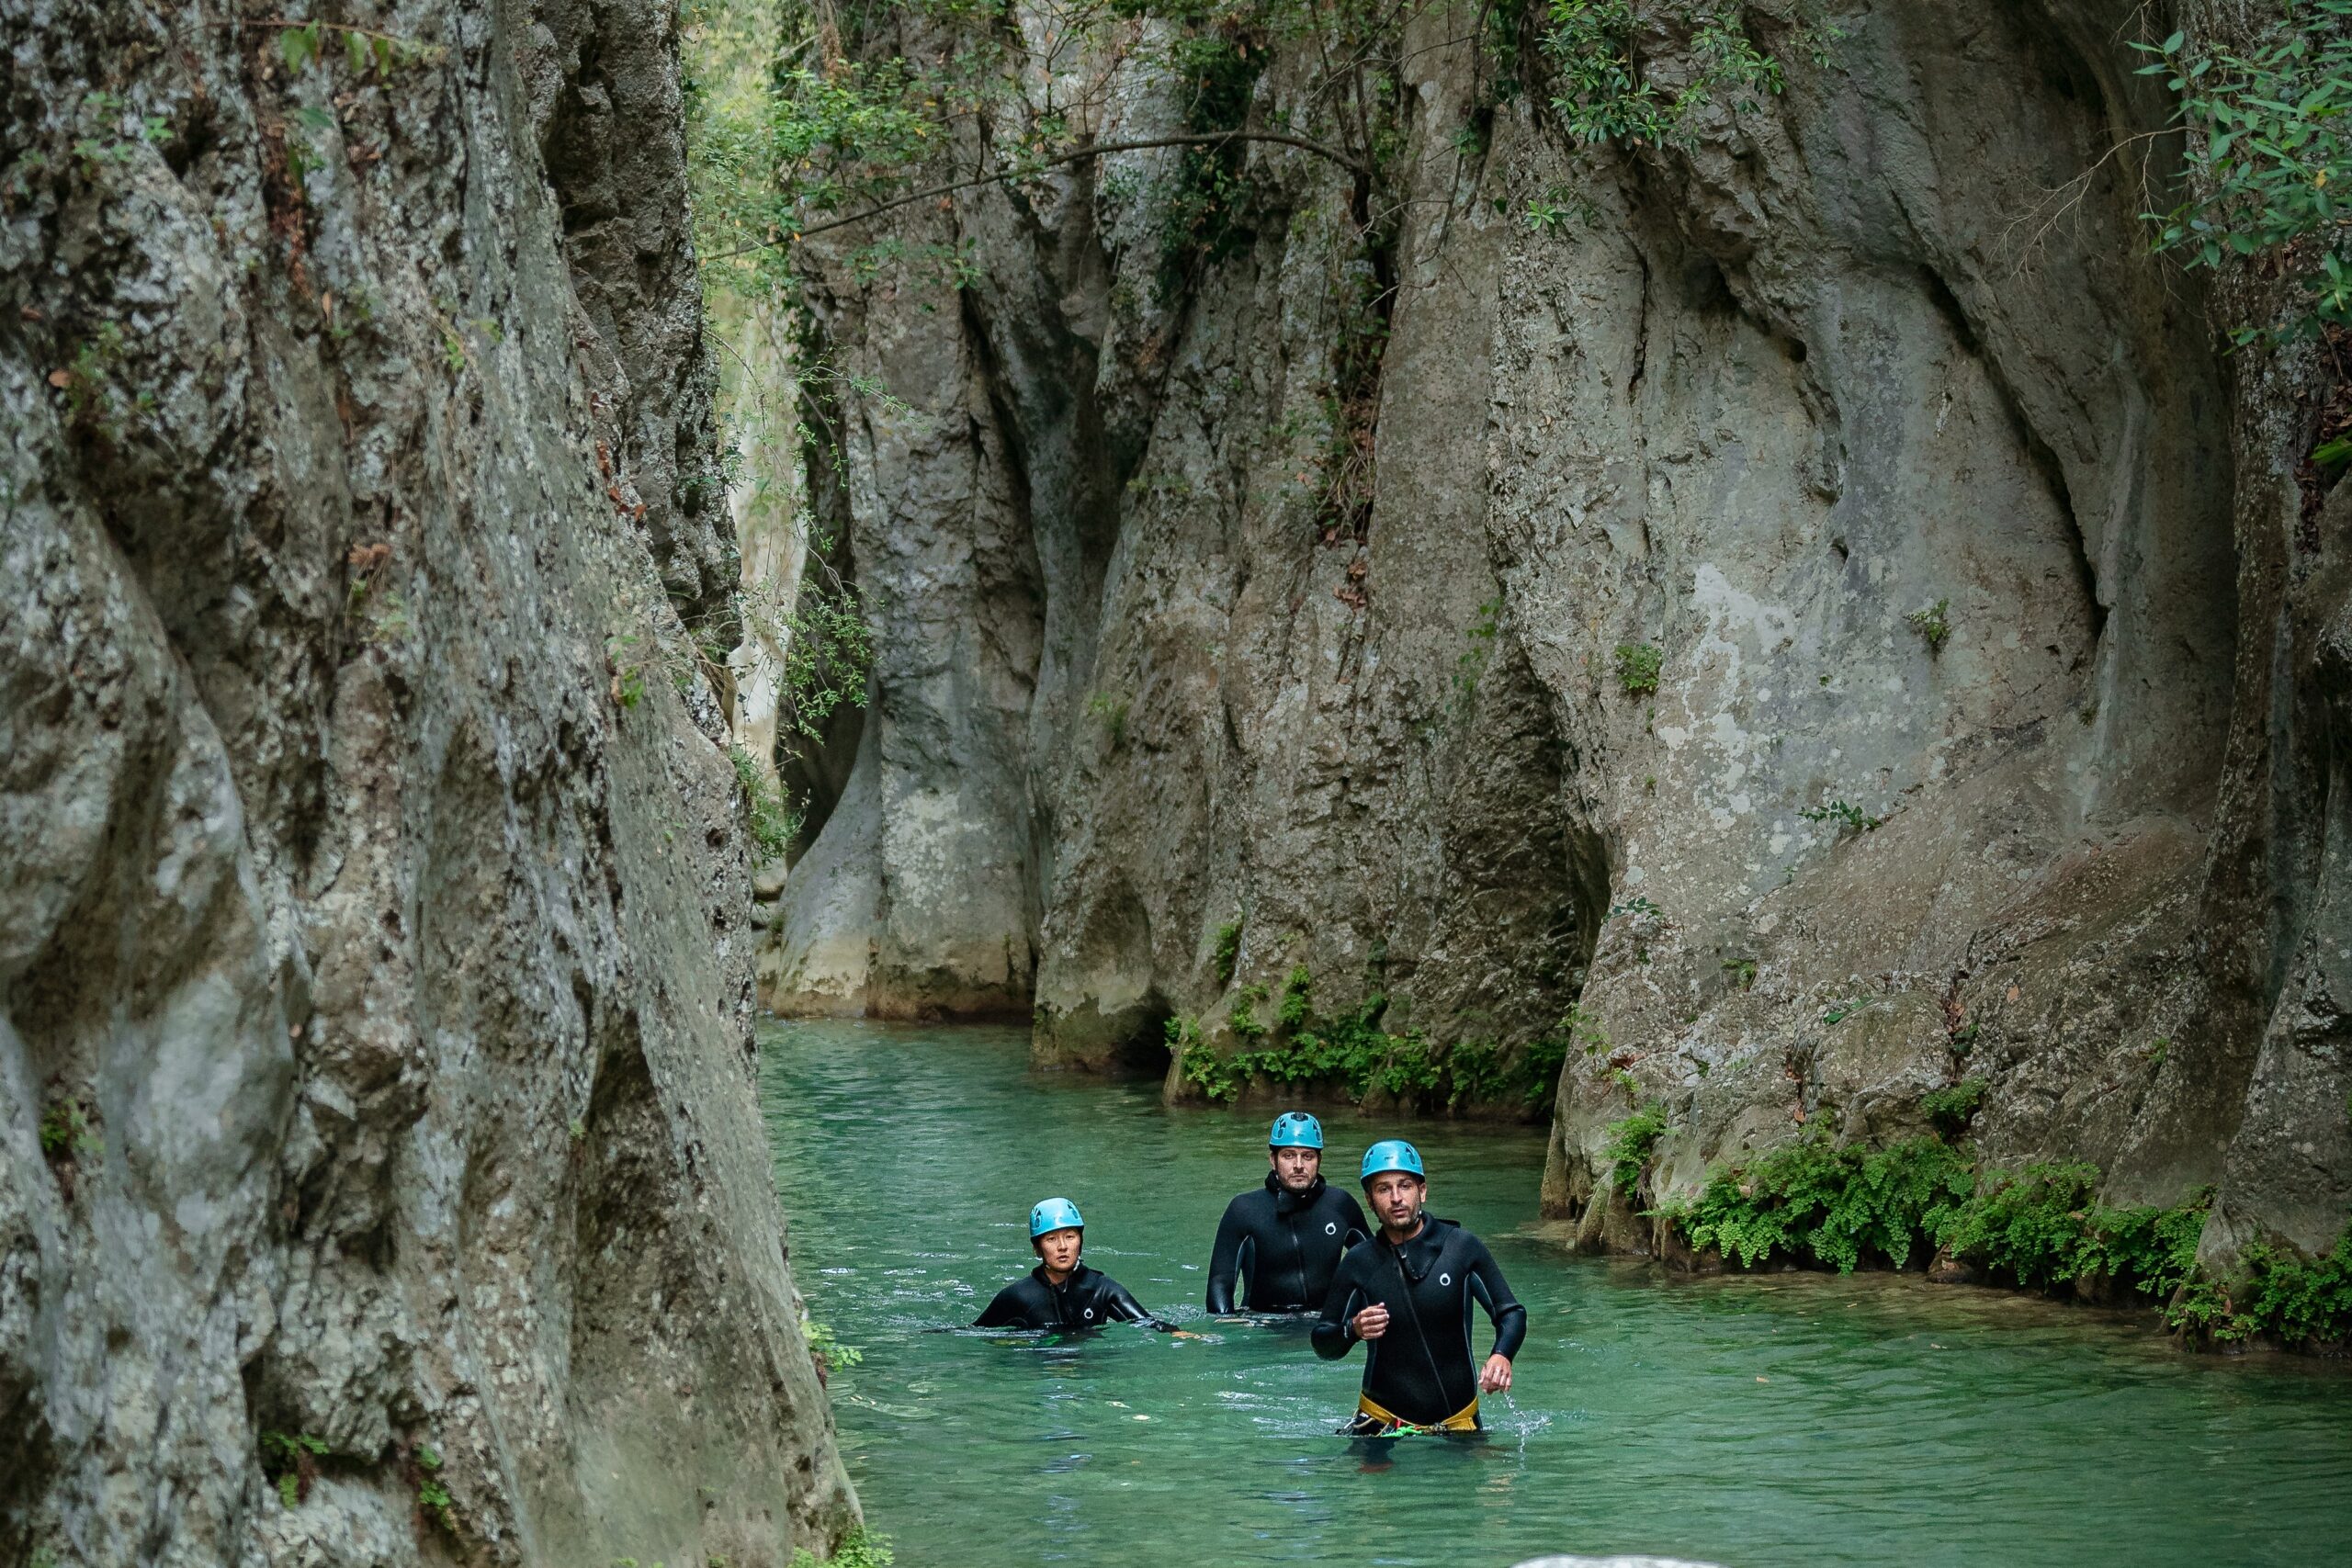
[1325,1222,1339,1235]
[1439,1272,1452,1286]
[1083,1308,1095,1319]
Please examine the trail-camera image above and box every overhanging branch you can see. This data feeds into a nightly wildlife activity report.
[706,130,1369,261]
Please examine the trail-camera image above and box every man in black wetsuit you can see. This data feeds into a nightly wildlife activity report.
[972,1198,1178,1332]
[1312,1140,1526,1433]
[1207,1111,1370,1314]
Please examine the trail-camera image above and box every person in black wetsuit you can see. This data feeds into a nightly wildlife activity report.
[1206,1111,1370,1314]
[972,1197,1179,1332]
[1312,1140,1526,1433]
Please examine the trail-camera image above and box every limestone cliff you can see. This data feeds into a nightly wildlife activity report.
[1,2,854,1562]
[763,0,2349,1277]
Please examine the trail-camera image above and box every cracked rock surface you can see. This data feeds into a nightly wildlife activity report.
[767,0,2348,1270]
[1,2,854,1562]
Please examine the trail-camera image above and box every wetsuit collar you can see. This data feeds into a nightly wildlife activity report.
[1034,1261,1089,1293]
[1380,1215,1447,1281]
[1265,1169,1326,1214]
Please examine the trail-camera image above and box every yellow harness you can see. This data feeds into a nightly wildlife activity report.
[1353,1392,1479,1434]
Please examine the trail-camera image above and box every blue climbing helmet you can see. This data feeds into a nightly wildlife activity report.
[1029,1197,1085,1237]
[1269,1111,1325,1149]
[1360,1139,1425,1185]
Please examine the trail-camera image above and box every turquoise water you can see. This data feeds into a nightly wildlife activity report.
[759,1020,2352,1568]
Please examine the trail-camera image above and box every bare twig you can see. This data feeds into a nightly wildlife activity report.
[705,130,1369,260]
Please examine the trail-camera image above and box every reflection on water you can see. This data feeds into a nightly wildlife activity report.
[760,1020,2352,1568]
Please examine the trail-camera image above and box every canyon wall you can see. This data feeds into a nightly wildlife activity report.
[765,0,2351,1271]
[1,2,854,1563]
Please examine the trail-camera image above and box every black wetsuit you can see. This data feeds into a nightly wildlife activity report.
[1205,1174,1371,1313]
[972,1264,1173,1331]
[1311,1217,1527,1428]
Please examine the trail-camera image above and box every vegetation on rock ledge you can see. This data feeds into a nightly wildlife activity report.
[1624,1125,2352,1349]
[1170,965,1570,1111]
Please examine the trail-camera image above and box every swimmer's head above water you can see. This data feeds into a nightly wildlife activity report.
[1028,1197,1085,1277]
[1268,1111,1324,1191]
[1358,1140,1427,1237]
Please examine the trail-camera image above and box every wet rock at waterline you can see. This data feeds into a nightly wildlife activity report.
[0,3,854,1562]
[762,0,2350,1275]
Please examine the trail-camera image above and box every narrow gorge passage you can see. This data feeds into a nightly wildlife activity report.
[763,1021,2352,1568]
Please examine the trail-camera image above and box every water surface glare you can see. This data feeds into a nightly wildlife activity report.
[759,1020,2351,1567]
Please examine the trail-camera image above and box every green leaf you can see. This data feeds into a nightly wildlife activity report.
[280,22,319,74]
[2311,436,2352,469]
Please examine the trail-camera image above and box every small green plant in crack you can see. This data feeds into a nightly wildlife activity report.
[1801,798,1882,836]
[368,589,411,647]
[1603,1102,1669,1195]
[1724,957,1758,992]
[413,1444,456,1533]
[729,744,801,865]
[1613,641,1663,696]
[1453,597,1503,716]
[38,1097,100,1160]
[1228,983,1270,1044]
[1821,997,1866,1024]
[803,1317,863,1381]
[1086,692,1130,750]
[1919,1077,1987,1136]
[1211,919,1243,987]
[261,1430,330,1509]
[1278,964,1314,1030]
[1906,597,1951,654]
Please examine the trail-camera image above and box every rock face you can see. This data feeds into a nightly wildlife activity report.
[2,3,854,1563]
[767,0,2349,1271]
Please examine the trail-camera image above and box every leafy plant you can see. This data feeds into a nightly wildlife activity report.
[1820,997,1865,1024]
[1906,597,1951,652]
[1170,973,1567,1111]
[1801,798,1882,836]
[790,1529,895,1568]
[803,1317,864,1376]
[1919,1077,1986,1135]
[2169,1227,2352,1347]
[1453,597,1503,715]
[270,18,445,78]
[1086,692,1130,750]
[1612,640,1663,696]
[729,744,802,864]
[414,1444,456,1533]
[1278,964,1315,1030]
[1603,1103,1669,1195]
[1544,1,1781,149]
[1607,895,1662,923]
[1211,919,1243,987]
[2135,9,2352,344]
[1723,956,1758,991]
[261,1430,330,1509]
[38,1098,100,1160]
[1679,1135,1975,1272]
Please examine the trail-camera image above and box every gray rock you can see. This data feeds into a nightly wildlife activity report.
[2,1,854,1562]
[765,1,2349,1272]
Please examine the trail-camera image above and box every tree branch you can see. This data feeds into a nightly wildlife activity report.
[706,130,1368,261]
